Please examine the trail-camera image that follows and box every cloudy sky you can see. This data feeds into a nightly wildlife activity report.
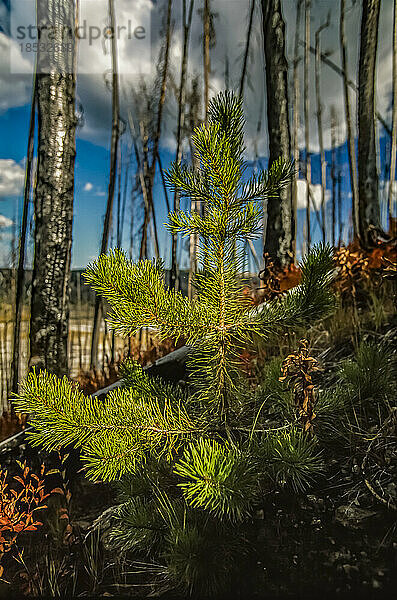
[0,0,394,267]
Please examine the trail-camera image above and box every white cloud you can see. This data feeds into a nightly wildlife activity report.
[0,33,32,113]
[74,0,373,153]
[0,214,13,228]
[0,159,24,197]
[1,0,394,157]
[82,182,106,196]
[296,179,331,212]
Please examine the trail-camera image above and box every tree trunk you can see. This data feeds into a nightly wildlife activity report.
[315,17,329,244]
[304,0,311,251]
[141,0,172,260]
[11,76,37,394]
[338,151,343,245]
[90,0,120,369]
[239,0,255,99]
[388,0,397,229]
[292,0,302,262]
[170,0,194,290]
[261,0,294,268]
[358,0,382,248]
[203,0,210,124]
[29,0,77,377]
[188,77,201,300]
[331,106,337,246]
[305,40,391,137]
[340,0,359,240]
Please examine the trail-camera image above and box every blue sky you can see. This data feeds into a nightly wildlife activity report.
[0,0,395,269]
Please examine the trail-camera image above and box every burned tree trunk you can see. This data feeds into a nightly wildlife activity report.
[11,77,36,394]
[389,0,397,228]
[340,0,359,239]
[170,0,194,290]
[358,0,382,248]
[304,0,311,250]
[331,106,337,247]
[292,0,302,261]
[261,0,294,268]
[239,0,255,99]
[315,16,329,244]
[90,0,120,369]
[29,0,77,377]
[203,0,210,124]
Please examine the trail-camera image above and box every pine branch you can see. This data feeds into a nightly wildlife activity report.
[83,249,216,342]
[256,244,336,333]
[174,438,257,521]
[14,368,201,482]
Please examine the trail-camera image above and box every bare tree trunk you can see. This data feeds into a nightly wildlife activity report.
[340,0,359,240]
[129,178,135,262]
[305,41,391,137]
[388,0,397,229]
[11,76,37,394]
[292,0,302,262]
[116,143,122,248]
[203,0,210,124]
[239,0,255,99]
[143,0,172,258]
[304,0,311,250]
[201,0,212,274]
[331,106,337,246]
[170,0,194,290]
[338,150,343,244]
[139,120,156,259]
[261,0,294,268]
[358,0,382,248]
[158,152,171,213]
[90,0,120,369]
[29,0,77,377]
[119,144,132,247]
[315,16,329,244]
[112,141,123,363]
[126,109,157,259]
[188,77,201,300]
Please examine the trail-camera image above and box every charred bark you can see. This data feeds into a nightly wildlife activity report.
[292,0,302,262]
[29,0,77,377]
[261,0,294,268]
[358,0,383,248]
[170,0,194,290]
[11,77,37,394]
[315,16,329,244]
[90,0,120,369]
[388,0,397,229]
[304,0,311,250]
[340,0,359,239]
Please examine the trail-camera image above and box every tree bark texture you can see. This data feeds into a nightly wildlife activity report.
[304,0,311,250]
[388,0,397,228]
[170,0,194,290]
[340,0,359,239]
[90,0,120,368]
[261,0,294,267]
[358,0,382,247]
[203,0,210,124]
[12,76,36,394]
[292,0,302,262]
[315,17,329,244]
[29,0,77,377]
